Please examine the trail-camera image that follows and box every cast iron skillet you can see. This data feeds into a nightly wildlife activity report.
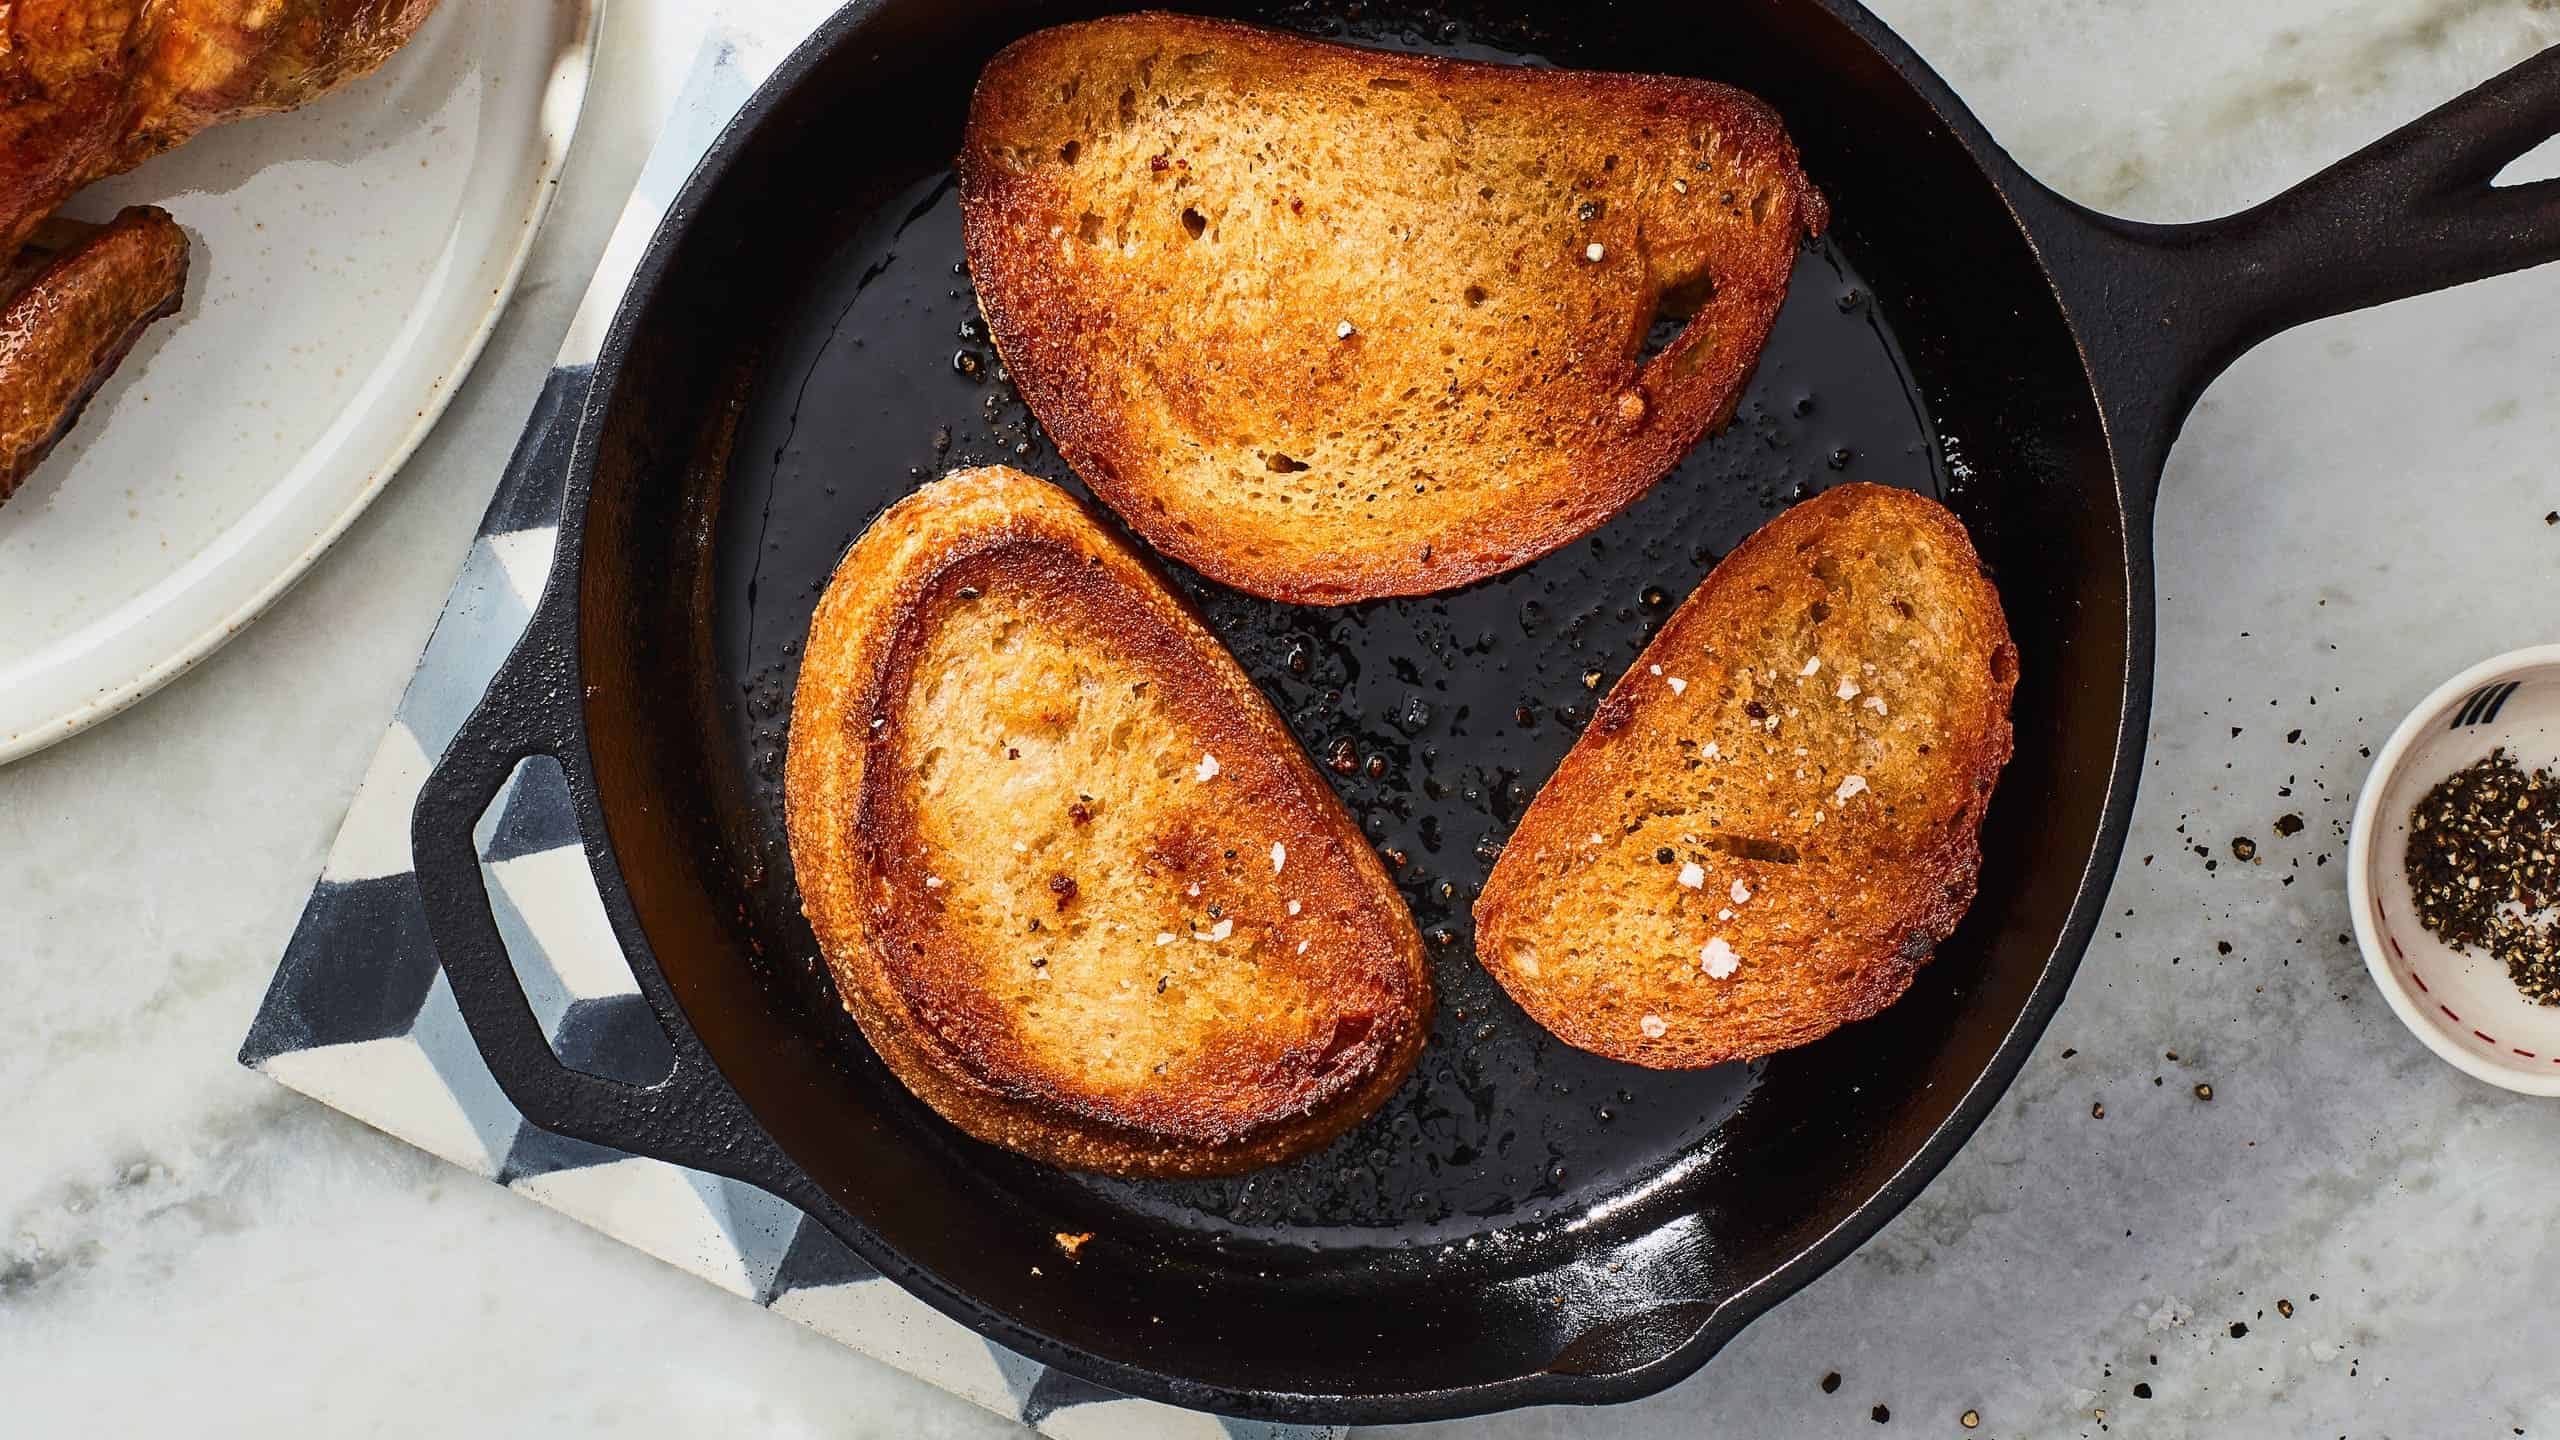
[412,0,2560,1422]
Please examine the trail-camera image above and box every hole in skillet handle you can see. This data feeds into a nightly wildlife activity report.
[473,754,676,1088]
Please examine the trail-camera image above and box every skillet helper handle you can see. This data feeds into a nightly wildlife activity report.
[411,625,773,1181]
[2045,44,2560,473]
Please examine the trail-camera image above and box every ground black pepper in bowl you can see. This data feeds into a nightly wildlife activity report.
[2405,748,2560,1003]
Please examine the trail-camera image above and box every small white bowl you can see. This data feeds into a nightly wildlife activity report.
[2352,645,2560,1095]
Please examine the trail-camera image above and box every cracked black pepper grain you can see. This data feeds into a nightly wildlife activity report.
[1821,1371,1842,1394]
[2405,748,2560,1004]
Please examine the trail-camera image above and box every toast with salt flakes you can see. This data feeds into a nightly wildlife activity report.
[957,12,1825,602]
[785,467,1431,1175]
[1473,483,2015,1068]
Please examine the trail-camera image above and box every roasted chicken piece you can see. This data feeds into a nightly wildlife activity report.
[0,0,444,505]
[0,205,185,499]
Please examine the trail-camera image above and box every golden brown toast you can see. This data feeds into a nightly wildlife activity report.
[0,207,188,505]
[958,13,1825,603]
[1473,484,2015,1068]
[785,467,1432,1175]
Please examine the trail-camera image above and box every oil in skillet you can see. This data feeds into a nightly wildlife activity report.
[711,36,1945,1240]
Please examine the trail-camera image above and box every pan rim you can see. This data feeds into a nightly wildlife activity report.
[550,0,2149,1421]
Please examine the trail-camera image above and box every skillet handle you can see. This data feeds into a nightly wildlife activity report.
[2031,43,2560,484]
[411,614,788,1189]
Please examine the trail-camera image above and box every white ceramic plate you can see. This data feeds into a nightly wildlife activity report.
[0,0,600,763]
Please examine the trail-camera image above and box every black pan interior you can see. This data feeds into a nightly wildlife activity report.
[577,0,2128,1410]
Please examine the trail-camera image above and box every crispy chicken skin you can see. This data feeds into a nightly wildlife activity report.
[0,205,185,500]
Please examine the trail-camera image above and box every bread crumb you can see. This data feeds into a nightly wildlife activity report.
[1800,656,1821,676]
[1667,676,1688,695]
[1864,694,1888,715]
[1055,1231,1092,1258]
[1639,1013,1668,1037]
[1271,841,1287,874]
[1731,879,1752,903]
[1673,178,1689,194]
[1835,774,1869,804]
[1195,753,1221,782]
[1700,936,1741,979]
[1702,741,1720,759]
[1586,242,1606,262]
[1337,319,1356,338]
[1837,677,1861,701]
[1677,861,1706,889]
[1197,917,1235,942]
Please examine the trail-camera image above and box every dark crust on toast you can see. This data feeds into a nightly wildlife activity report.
[959,12,1826,603]
[785,468,1432,1176]
[0,206,188,504]
[1472,484,2016,1068]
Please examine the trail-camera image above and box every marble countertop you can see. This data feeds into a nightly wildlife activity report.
[6,2,2558,1436]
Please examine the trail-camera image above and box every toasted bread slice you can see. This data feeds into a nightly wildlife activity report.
[1474,484,2015,1068]
[959,13,1825,603]
[786,468,1432,1175]
[0,207,187,504]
